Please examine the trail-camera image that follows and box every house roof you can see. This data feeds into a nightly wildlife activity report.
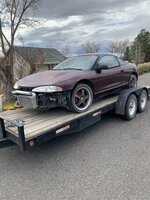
[14,46,66,65]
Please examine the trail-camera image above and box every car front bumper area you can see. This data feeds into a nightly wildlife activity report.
[12,90,37,109]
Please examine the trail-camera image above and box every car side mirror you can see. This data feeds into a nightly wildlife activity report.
[96,64,109,73]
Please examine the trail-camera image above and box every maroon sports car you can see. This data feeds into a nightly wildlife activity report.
[13,54,138,113]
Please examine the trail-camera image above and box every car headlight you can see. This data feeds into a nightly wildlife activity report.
[14,82,20,89]
[32,86,63,93]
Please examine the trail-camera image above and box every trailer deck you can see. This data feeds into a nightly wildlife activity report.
[0,96,118,140]
[0,86,149,151]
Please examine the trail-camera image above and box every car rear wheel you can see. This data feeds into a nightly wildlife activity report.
[69,83,93,113]
[129,74,137,88]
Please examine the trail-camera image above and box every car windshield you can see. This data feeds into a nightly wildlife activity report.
[54,55,98,70]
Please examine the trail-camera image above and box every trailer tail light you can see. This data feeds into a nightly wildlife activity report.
[56,125,70,135]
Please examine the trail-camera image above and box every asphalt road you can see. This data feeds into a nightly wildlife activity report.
[0,73,150,200]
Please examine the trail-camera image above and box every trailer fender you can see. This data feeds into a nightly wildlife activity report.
[115,87,149,116]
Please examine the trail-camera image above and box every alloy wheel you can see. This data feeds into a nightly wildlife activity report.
[74,87,92,111]
[129,75,137,88]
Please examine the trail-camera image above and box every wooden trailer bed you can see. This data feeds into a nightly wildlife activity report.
[0,96,118,140]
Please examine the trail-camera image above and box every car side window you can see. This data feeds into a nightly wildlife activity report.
[98,55,120,69]
[117,57,126,65]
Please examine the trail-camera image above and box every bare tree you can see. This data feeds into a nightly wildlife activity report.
[82,40,100,53]
[134,43,145,65]
[0,0,40,99]
[0,57,7,95]
[60,46,71,57]
[108,39,130,55]
[108,42,116,53]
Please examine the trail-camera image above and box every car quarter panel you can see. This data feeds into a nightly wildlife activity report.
[121,63,138,84]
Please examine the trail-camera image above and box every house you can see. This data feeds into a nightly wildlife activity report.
[0,46,66,98]
[13,46,66,80]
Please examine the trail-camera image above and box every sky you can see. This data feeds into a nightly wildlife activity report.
[4,0,150,54]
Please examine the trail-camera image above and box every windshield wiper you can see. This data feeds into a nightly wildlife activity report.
[63,68,82,70]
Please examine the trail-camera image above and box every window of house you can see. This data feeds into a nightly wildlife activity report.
[48,64,53,70]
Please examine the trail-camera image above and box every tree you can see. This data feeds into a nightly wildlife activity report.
[131,29,150,64]
[123,47,132,62]
[109,39,130,55]
[82,40,100,53]
[0,0,40,99]
[60,46,71,57]
[108,42,116,53]
[131,41,145,64]
[0,57,7,95]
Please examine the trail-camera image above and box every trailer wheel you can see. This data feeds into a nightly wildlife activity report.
[69,83,93,113]
[125,94,137,120]
[137,89,148,113]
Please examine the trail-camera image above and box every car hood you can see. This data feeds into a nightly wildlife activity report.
[16,70,87,88]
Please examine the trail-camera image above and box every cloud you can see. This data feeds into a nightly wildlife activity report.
[38,0,148,19]
[14,0,150,53]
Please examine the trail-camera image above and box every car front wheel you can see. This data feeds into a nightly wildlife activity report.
[69,83,93,113]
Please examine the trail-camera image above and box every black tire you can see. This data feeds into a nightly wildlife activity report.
[129,74,137,88]
[137,89,148,113]
[125,94,137,121]
[69,83,93,113]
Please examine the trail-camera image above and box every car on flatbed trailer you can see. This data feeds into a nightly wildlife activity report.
[13,54,138,113]
[0,86,149,151]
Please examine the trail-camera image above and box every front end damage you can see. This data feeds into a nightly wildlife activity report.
[12,90,71,109]
[12,90,37,108]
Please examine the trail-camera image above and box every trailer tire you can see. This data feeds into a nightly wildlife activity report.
[125,94,137,121]
[137,89,148,113]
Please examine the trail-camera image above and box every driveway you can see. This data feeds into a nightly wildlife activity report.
[0,73,150,200]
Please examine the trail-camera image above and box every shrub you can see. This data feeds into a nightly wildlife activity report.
[138,62,150,75]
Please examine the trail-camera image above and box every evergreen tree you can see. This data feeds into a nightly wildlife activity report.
[124,47,131,62]
[131,29,150,63]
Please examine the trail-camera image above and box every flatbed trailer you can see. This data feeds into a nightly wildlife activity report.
[0,86,150,151]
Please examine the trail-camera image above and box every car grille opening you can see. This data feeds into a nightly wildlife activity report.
[20,87,33,92]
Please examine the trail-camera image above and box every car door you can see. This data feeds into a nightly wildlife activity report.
[94,55,122,94]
